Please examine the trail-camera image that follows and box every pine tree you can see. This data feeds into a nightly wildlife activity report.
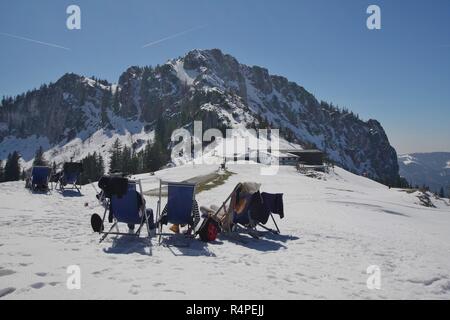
[148,139,167,172]
[143,141,153,172]
[0,160,4,182]
[130,150,140,174]
[79,154,93,185]
[79,152,105,185]
[33,146,48,166]
[121,145,132,174]
[4,151,21,181]
[98,154,105,177]
[439,187,445,198]
[109,138,122,173]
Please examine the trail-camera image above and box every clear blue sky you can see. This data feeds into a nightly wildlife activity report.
[1,0,449,154]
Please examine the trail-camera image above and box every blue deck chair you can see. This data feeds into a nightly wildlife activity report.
[99,179,152,243]
[156,181,198,246]
[30,166,51,192]
[59,162,83,193]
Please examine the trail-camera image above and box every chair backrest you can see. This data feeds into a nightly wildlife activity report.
[232,184,259,225]
[111,183,141,225]
[233,194,252,225]
[31,166,51,185]
[166,183,195,225]
[98,176,128,198]
[248,192,270,225]
[64,171,79,184]
[63,162,82,184]
[64,162,83,172]
[233,210,250,225]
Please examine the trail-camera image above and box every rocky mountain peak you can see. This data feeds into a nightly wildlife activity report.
[0,49,400,184]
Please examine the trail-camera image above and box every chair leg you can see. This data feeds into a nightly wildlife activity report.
[256,213,280,235]
[258,223,279,234]
[136,215,147,237]
[100,222,117,243]
[158,223,163,245]
[270,213,280,234]
[144,212,152,238]
[136,223,143,236]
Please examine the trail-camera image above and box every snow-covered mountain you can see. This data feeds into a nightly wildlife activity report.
[0,49,399,183]
[399,152,450,196]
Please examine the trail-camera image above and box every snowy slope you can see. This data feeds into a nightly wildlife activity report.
[1,163,449,299]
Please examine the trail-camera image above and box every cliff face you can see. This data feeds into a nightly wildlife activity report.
[0,49,399,183]
[0,74,112,144]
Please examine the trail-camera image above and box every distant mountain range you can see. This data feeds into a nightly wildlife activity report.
[399,152,450,196]
[0,49,399,184]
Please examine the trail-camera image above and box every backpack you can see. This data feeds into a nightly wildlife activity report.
[197,216,220,242]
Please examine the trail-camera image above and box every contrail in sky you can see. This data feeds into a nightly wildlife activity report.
[0,32,71,51]
[142,25,207,48]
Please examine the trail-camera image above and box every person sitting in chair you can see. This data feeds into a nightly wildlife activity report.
[159,200,200,234]
[127,190,146,231]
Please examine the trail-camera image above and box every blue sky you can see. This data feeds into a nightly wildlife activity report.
[0,0,449,154]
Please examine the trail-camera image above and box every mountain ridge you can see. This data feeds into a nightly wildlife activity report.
[399,152,450,196]
[0,48,399,184]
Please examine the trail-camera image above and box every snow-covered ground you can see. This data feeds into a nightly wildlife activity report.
[1,163,450,299]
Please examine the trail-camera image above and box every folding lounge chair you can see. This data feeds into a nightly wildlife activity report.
[156,181,199,246]
[238,191,283,235]
[59,162,83,193]
[213,183,283,239]
[236,190,283,235]
[98,178,152,243]
[29,166,51,192]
